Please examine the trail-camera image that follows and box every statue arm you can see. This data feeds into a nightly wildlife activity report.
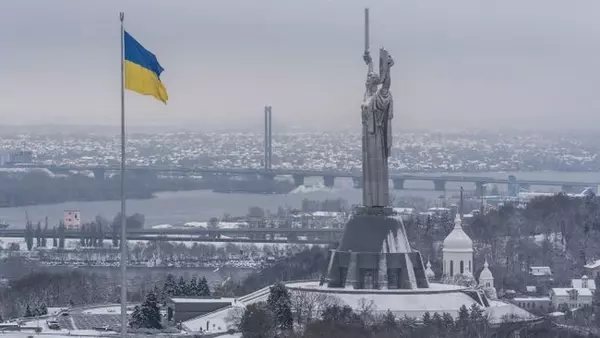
[380,56,393,92]
[363,51,374,78]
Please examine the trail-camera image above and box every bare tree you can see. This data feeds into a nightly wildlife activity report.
[291,290,340,326]
[225,306,245,330]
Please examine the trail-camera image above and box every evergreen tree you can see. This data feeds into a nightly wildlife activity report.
[421,312,433,336]
[39,303,48,316]
[188,277,199,297]
[52,227,57,247]
[177,276,187,297]
[594,276,600,307]
[266,282,293,331]
[442,312,455,332]
[163,274,177,297]
[58,221,65,249]
[97,223,104,247]
[141,292,162,329]
[381,310,396,331]
[129,292,162,329]
[469,303,487,336]
[25,304,33,317]
[79,224,86,247]
[35,221,42,247]
[456,305,470,332]
[111,224,119,248]
[25,221,34,251]
[153,285,165,305]
[432,312,444,335]
[129,305,144,328]
[42,219,48,248]
[198,277,211,296]
[593,277,600,327]
[239,302,274,338]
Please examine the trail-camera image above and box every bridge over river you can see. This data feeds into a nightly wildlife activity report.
[8,164,600,195]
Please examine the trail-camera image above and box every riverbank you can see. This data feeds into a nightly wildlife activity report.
[0,171,597,229]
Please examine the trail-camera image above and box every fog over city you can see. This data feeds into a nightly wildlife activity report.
[3,0,600,130]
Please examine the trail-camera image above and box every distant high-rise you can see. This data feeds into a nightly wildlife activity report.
[264,106,272,170]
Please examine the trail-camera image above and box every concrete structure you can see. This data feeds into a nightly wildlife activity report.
[550,288,593,310]
[167,297,234,323]
[442,214,474,277]
[264,105,272,171]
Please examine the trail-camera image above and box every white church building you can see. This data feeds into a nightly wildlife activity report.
[428,213,498,297]
[443,214,474,277]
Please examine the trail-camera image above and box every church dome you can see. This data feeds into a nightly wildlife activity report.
[425,260,436,279]
[479,259,494,281]
[442,214,473,253]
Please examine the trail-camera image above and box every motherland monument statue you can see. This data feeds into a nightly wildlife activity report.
[324,9,429,290]
[361,9,395,208]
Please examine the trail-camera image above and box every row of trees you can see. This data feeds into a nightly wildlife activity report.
[24,303,48,318]
[0,270,121,319]
[0,170,242,208]
[0,171,155,207]
[161,274,211,299]
[21,212,146,251]
[397,193,600,293]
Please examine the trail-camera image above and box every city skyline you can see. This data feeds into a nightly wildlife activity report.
[2,0,600,130]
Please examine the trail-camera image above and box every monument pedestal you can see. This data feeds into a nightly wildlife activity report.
[325,206,429,290]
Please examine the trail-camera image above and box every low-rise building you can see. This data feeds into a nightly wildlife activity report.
[512,297,551,314]
[584,260,600,279]
[530,266,553,284]
[529,266,552,277]
[550,288,593,310]
[167,297,235,323]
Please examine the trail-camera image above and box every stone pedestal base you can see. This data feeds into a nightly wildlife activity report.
[325,204,429,290]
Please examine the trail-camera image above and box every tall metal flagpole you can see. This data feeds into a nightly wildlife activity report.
[119,11,128,337]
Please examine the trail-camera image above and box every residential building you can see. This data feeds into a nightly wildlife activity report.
[550,288,593,310]
[584,260,600,279]
[571,275,596,292]
[512,297,551,313]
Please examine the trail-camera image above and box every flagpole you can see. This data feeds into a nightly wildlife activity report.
[119,11,128,337]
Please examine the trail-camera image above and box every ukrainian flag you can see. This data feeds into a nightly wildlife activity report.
[124,31,168,103]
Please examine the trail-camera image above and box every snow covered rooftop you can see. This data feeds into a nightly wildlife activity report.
[584,260,600,269]
[551,288,593,297]
[170,297,235,304]
[181,281,538,334]
[513,297,551,302]
[572,278,596,290]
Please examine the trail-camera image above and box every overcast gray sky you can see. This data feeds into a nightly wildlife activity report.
[2,0,600,131]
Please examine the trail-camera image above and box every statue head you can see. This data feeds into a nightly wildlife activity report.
[367,71,380,86]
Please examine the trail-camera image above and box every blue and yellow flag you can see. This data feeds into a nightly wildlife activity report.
[124,31,168,103]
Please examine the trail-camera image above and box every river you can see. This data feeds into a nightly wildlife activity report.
[2,172,599,228]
